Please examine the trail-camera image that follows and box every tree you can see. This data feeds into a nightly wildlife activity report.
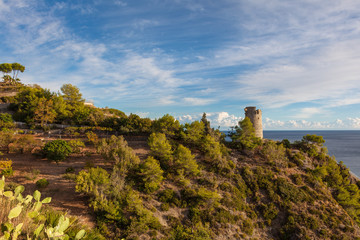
[231,117,262,150]
[148,132,173,169]
[11,86,55,124]
[33,98,56,128]
[60,84,84,105]
[152,114,180,136]
[138,156,164,193]
[180,121,205,146]
[173,144,200,176]
[11,63,25,79]
[0,63,12,76]
[201,112,211,135]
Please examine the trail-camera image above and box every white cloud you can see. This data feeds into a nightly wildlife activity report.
[114,0,127,7]
[132,19,159,30]
[177,112,242,129]
[264,117,360,130]
[291,108,323,119]
[183,97,214,106]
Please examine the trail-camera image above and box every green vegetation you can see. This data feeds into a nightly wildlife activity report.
[43,140,72,162]
[0,176,87,239]
[230,117,262,151]
[1,76,360,239]
[36,178,49,188]
[0,159,13,177]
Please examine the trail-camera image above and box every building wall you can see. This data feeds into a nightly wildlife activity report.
[244,106,263,139]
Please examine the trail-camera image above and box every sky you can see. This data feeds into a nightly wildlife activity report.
[1,0,360,130]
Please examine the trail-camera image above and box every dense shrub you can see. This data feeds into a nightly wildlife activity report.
[173,144,200,177]
[152,114,180,136]
[43,140,72,162]
[230,117,262,151]
[0,130,14,153]
[0,113,15,128]
[169,223,212,240]
[97,135,140,171]
[148,132,173,169]
[36,178,49,188]
[138,156,164,193]
[75,167,110,196]
[68,139,85,153]
[10,134,41,153]
[158,189,180,207]
[0,159,13,176]
[85,131,98,145]
[180,121,205,146]
[261,140,288,167]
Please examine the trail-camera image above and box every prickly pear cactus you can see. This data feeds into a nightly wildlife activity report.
[0,177,86,240]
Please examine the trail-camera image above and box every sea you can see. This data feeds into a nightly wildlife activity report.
[225,130,360,178]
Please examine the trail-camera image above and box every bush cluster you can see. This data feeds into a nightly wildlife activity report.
[43,140,72,162]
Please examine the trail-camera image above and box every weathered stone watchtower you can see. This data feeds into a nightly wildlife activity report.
[244,106,263,139]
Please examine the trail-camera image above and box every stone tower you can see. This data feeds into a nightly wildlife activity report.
[244,106,263,139]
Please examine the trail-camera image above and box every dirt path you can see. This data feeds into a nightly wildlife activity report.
[4,135,150,228]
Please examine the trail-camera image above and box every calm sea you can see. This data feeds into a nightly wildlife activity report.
[225,130,360,177]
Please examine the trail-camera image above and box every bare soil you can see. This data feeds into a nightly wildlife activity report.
[4,135,150,228]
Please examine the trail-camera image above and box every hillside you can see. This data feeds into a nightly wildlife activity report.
[1,82,360,239]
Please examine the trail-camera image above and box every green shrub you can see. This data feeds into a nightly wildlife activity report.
[148,132,173,169]
[85,131,98,145]
[260,202,279,224]
[276,178,307,203]
[138,156,164,193]
[281,139,291,148]
[302,134,325,146]
[75,167,110,195]
[173,144,200,176]
[158,189,180,207]
[43,140,72,162]
[68,139,85,153]
[36,178,49,188]
[169,223,212,240]
[97,135,140,173]
[160,203,170,211]
[180,120,205,146]
[0,113,15,128]
[152,114,180,136]
[241,219,254,235]
[0,159,13,176]
[261,140,288,167]
[10,134,41,154]
[65,167,75,173]
[230,117,262,151]
[1,167,13,177]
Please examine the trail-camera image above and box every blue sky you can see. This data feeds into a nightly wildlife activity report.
[1,0,360,130]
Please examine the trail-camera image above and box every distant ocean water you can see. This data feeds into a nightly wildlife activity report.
[225,130,360,178]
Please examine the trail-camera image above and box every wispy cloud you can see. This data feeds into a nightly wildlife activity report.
[183,97,215,106]
[264,117,360,130]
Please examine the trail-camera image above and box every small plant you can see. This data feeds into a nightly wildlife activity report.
[10,134,40,154]
[43,140,72,162]
[25,169,40,180]
[85,131,98,145]
[36,178,49,188]
[65,167,75,173]
[68,139,85,153]
[160,203,170,211]
[0,159,13,177]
